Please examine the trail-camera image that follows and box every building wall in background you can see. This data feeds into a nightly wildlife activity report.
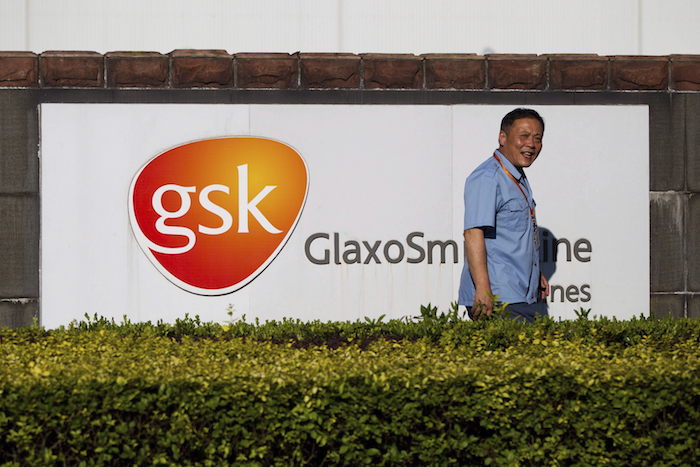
[0,0,699,56]
[0,52,698,326]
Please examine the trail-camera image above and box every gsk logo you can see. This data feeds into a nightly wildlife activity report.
[128,137,308,295]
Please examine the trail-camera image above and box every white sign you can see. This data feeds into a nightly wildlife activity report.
[40,104,648,327]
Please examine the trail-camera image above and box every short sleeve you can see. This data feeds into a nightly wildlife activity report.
[463,171,497,231]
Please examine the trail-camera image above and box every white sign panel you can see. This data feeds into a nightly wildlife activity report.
[40,104,648,327]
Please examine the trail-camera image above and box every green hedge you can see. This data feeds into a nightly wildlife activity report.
[1,316,699,465]
[15,309,700,349]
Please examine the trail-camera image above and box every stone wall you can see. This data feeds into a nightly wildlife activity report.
[2,51,699,90]
[1,51,698,326]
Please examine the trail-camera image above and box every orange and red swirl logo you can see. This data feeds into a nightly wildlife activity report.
[128,137,308,295]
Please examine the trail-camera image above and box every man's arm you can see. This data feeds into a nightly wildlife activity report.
[540,273,550,300]
[464,227,493,317]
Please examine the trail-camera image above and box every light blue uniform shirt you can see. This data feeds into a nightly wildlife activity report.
[458,150,540,306]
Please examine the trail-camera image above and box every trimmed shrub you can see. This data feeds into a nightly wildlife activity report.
[0,317,699,464]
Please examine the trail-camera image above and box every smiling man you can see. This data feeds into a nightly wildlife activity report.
[458,108,550,322]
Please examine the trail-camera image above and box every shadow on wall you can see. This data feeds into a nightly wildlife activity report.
[539,226,557,284]
[532,225,558,316]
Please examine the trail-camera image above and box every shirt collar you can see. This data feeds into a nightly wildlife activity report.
[494,149,525,181]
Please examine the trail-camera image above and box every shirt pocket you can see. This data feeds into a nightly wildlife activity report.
[498,197,530,231]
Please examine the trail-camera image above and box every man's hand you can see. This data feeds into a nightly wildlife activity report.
[472,288,494,320]
[539,273,550,300]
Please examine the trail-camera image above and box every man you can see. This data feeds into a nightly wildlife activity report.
[458,108,550,322]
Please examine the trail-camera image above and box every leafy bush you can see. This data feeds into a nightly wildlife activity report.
[14,309,700,350]
[0,315,699,464]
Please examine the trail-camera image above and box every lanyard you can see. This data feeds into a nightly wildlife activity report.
[492,152,536,223]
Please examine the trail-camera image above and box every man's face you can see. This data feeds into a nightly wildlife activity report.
[498,117,543,168]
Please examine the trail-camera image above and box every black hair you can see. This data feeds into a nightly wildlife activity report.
[500,108,545,133]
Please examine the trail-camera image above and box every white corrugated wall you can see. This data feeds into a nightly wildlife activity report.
[0,0,698,54]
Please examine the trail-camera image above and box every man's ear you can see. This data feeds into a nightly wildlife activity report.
[498,130,506,147]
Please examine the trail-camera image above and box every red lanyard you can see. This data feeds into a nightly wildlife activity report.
[492,152,536,222]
